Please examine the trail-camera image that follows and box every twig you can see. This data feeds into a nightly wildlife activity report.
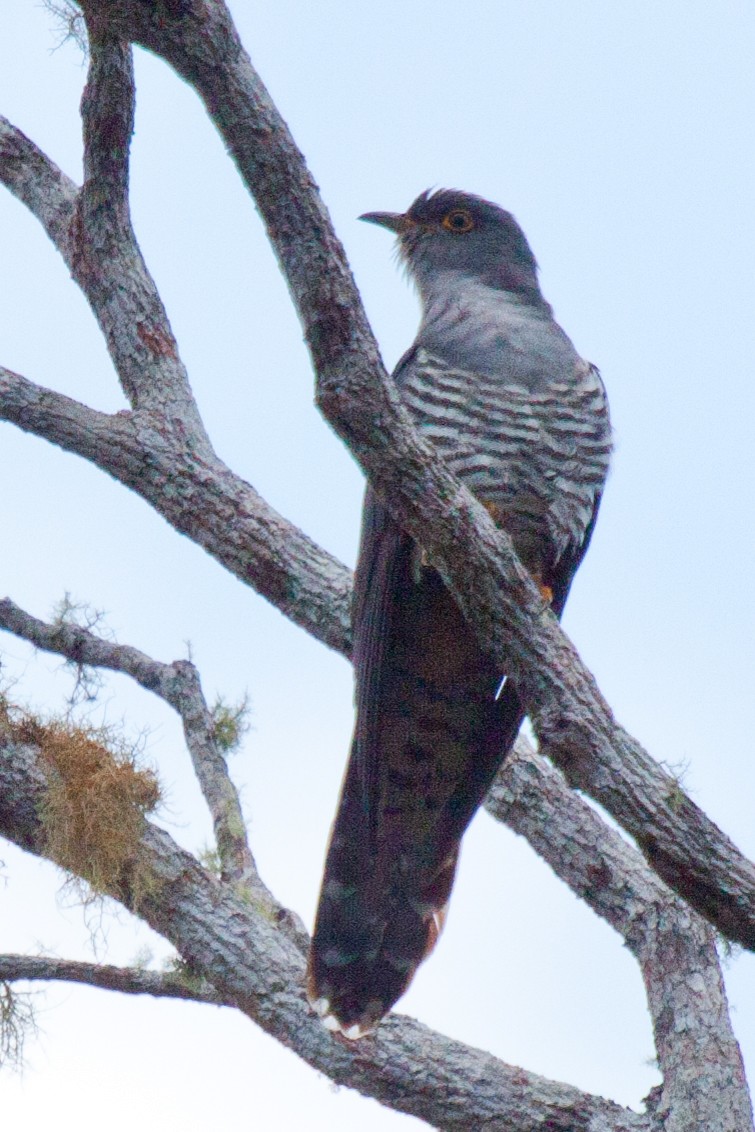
[0,954,227,1005]
[0,596,307,951]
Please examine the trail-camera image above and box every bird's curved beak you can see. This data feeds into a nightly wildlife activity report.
[359,211,413,234]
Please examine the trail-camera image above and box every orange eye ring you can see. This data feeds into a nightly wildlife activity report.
[442,209,475,234]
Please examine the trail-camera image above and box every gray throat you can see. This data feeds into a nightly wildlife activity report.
[414,272,580,391]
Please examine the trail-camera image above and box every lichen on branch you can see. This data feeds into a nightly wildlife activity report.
[0,699,160,907]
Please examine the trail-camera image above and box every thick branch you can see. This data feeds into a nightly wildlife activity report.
[0,366,352,655]
[487,740,753,1132]
[80,0,755,954]
[0,954,227,1006]
[0,731,647,1132]
[79,0,387,402]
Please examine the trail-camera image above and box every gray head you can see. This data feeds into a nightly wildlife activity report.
[361,189,545,307]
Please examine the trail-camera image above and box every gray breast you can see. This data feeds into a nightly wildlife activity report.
[395,293,611,571]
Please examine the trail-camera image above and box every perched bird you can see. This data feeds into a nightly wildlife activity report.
[307,189,611,1039]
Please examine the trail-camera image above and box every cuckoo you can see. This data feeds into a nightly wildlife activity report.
[307,189,612,1039]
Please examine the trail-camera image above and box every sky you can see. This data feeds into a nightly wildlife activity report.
[2,1,755,1128]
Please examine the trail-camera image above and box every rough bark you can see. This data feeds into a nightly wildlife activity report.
[0,115,353,656]
[0,3,753,1129]
[0,600,751,1128]
[6,0,751,953]
[487,740,753,1132]
[0,730,647,1132]
[0,955,228,1006]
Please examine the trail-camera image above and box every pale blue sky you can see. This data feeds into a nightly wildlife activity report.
[2,2,755,1128]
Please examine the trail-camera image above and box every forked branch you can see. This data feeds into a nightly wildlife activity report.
[0,729,648,1131]
[73,0,755,955]
[0,3,752,1127]
[0,597,304,947]
[0,595,750,1127]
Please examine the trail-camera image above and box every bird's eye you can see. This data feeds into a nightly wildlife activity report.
[442,209,475,234]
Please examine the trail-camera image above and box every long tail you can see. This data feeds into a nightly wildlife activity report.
[307,510,525,1036]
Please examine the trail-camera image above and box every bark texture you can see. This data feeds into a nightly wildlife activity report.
[0,4,752,1129]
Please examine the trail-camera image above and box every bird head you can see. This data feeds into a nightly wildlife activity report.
[360,189,543,303]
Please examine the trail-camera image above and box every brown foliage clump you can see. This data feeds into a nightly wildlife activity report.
[8,707,160,907]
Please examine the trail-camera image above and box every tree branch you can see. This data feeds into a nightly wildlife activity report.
[0,726,648,1131]
[7,595,749,1124]
[83,0,755,956]
[72,33,206,421]
[0,115,78,255]
[0,596,307,950]
[80,29,132,218]
[0,954,227,1005]
[78,0,387,408]
[0,366,116,455]
[487,739,753,1132]
[0,365,353,655]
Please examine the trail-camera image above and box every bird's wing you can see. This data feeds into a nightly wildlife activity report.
[549,489,603,617]
[308,487,526,1035]
[350,487,411,825]
[308,352,608,1036]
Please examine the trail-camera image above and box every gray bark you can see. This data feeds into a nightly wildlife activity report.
[0,728,647,1132]
[0,3,752,1129]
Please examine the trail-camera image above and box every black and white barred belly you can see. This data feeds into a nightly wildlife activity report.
[397,346,612,572]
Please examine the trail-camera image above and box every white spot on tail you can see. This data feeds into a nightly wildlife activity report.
[310,996,331,1019]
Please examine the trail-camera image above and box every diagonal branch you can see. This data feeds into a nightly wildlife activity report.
[0,954,227,1006]
[72,33,206,421]
[486,739,753,1132]
[7,597,749,1124]
[3,0,754,959]
[0,596,306,950]
[87,0,755,954]
[0,115,78,255]
[0,365,353,656]
[0,728,648,1132]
